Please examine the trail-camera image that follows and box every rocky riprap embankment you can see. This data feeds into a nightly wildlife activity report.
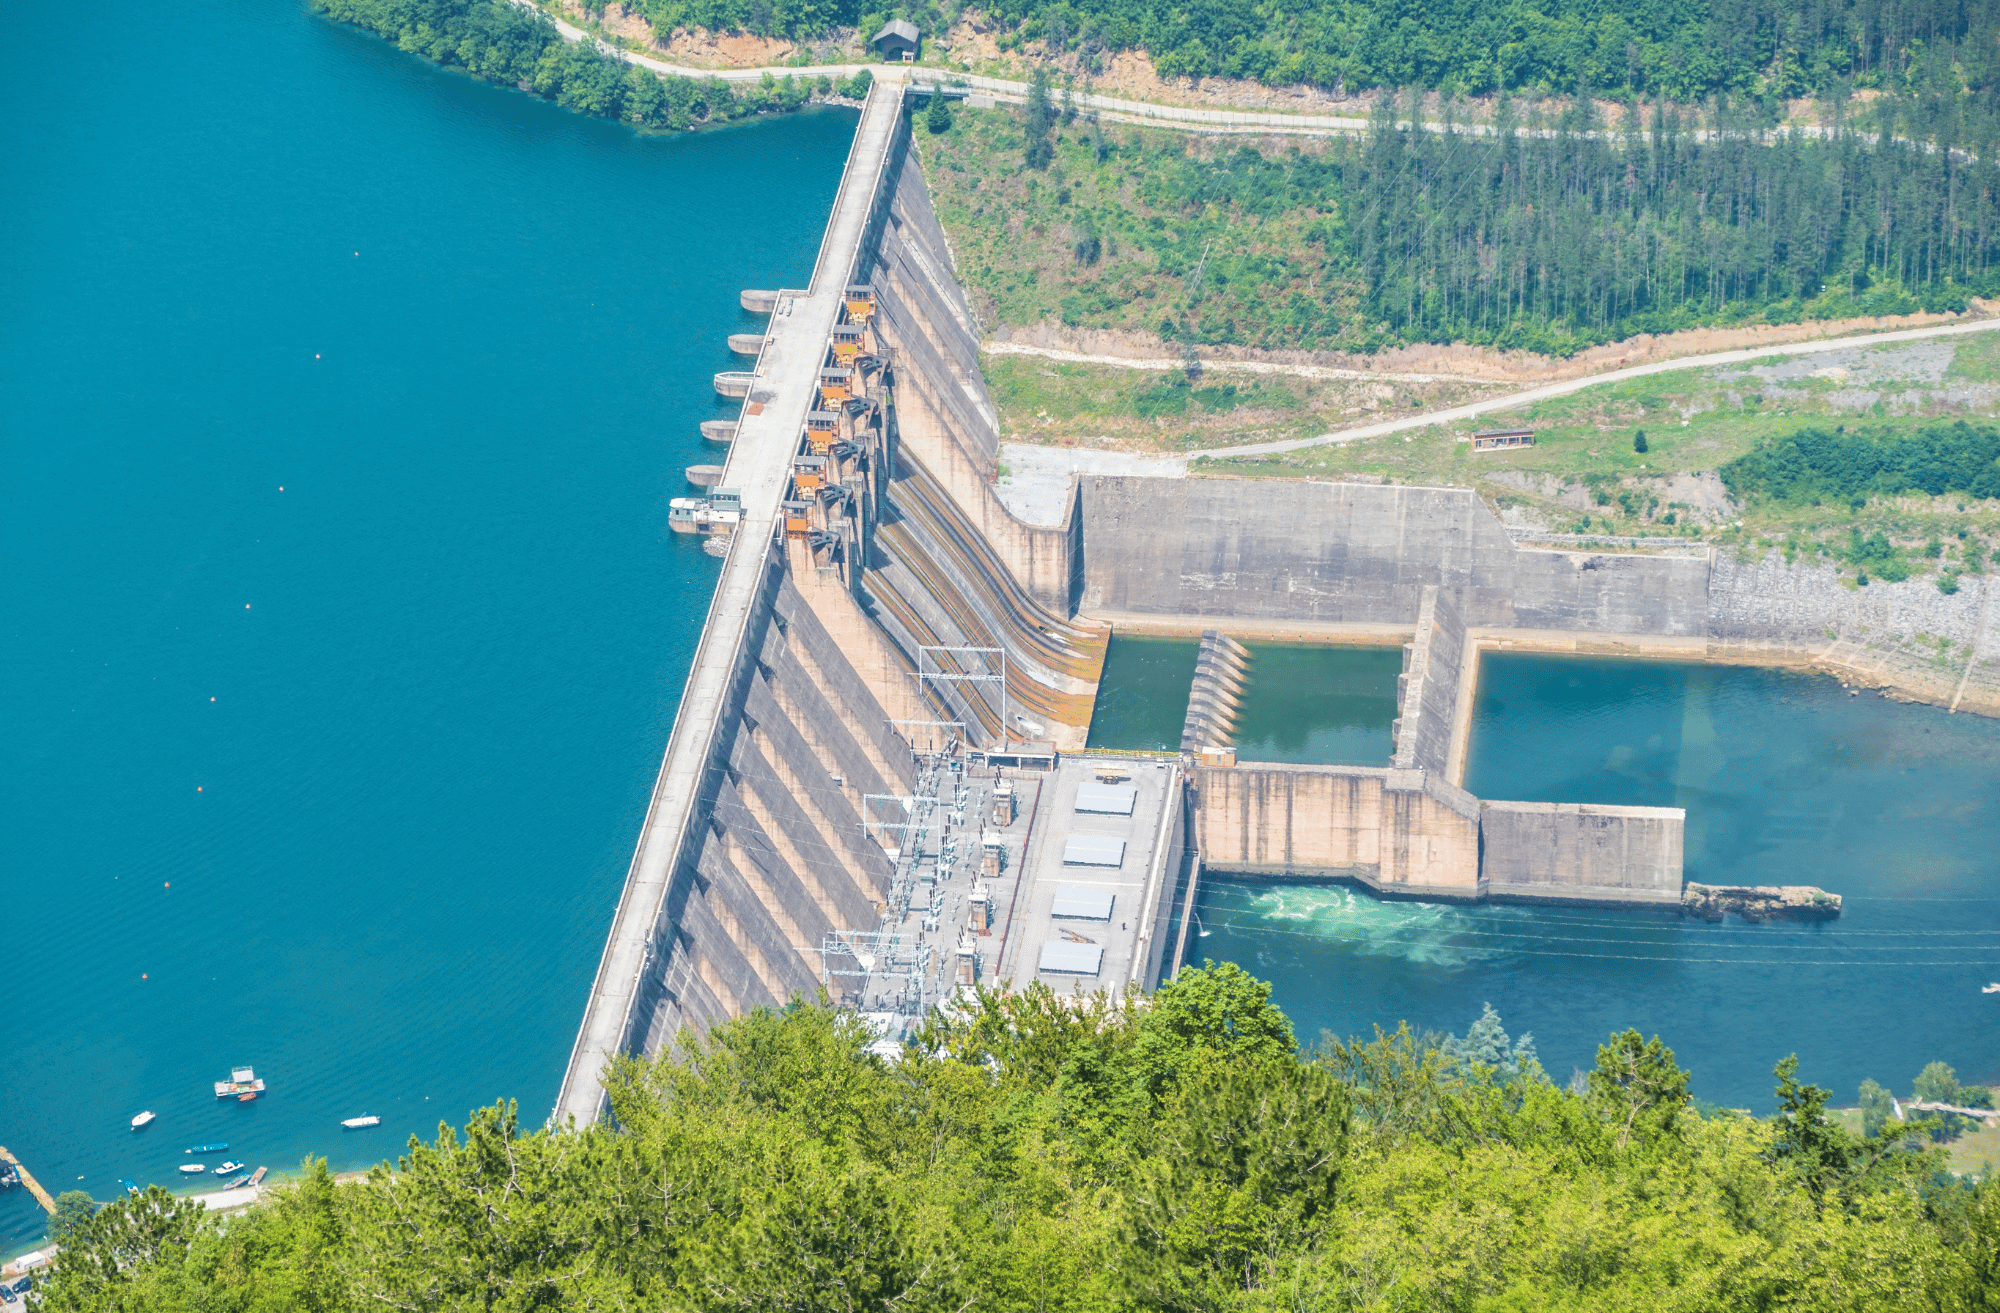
[1682,882,1843,922]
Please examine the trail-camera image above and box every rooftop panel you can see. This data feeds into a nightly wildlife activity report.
[1050,885,1115,919]
[1037,939,1104,975]
[1062,834,1126,867]
[1074,782,1138,815]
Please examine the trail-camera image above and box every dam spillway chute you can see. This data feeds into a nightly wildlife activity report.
[862,451,1106,746]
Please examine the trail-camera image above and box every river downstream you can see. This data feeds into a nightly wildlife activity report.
[1193,654,2000,1111]
[1,0,850,1249]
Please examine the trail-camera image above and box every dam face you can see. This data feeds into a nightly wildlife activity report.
[557,91,1999,1125]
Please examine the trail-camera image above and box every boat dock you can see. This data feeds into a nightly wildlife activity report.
[0,1147,56,1214]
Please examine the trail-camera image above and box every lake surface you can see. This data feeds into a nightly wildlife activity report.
[1233,644,1400,766]
[1087,636,1399,765]
[1,0,851,1248]
[1194,655,2000,1110]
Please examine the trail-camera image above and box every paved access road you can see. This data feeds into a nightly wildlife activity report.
[1196,316,2000,460]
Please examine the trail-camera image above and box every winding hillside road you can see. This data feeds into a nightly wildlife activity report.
[1194,317,2000,460]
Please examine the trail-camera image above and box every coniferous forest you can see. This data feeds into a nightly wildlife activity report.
[31,967,2000,1312]
[1344,89,2000,351]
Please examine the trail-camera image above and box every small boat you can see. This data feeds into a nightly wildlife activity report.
[177,1163,206,1175]
[213,1066,266,1099]
[130,1111,155,1130]
[247,1166,268,1187]
[214,1162,244,1175]
[223,1173,252,1189]
[340,1115,381,1129]
[185,1142,228,1155]
[1984,982,2000,994]
[237,1092,257,1102]
[117,1180,139,1195]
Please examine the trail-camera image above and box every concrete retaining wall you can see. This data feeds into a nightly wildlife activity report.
[1392,585,1466,773]
[1480,801,1685,905]
[1194,763,1484,900]
[1195,762,1684,907]
[1079,475,2000,715]
[1078,478,1712,634]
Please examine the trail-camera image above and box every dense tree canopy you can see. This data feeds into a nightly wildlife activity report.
[1720,420,2000,506]
[312,0,867,129]
[1345,89,2000,351]
[979,0,2000,99]
[37,965,2000,1311]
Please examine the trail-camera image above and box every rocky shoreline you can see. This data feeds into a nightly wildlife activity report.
[1682,882,1843,922]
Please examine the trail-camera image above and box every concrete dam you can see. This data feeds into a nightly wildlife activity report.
[552,86,1976,1125]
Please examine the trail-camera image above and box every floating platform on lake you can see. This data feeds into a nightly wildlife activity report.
[739,289,779,314]
[700,420,736,444]
[1681,882,1841,922]
[214,1065,264,1098]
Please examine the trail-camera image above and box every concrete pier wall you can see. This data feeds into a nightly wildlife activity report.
[1391,585,1467,773]
[1194,761,1682,906]
[1480,801,1684,905]
[1193,764,1484,899]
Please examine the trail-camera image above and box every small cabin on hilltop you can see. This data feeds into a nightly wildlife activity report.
[871,20,920,61]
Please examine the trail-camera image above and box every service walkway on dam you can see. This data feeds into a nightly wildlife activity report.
[552,83,901,1128]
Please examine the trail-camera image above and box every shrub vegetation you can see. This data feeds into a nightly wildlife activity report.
[313,0,859,129]
[36,964,2000,1312]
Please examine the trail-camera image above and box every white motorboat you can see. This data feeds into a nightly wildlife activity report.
[130,1111,155,1130]
[177,1163,206,1174]
[340,1115,381,1129]
[214,1161,244,1175]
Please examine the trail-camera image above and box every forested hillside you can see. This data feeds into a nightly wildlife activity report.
[313,0,868,127]
[956,0,1999,98]
[621,0,1996,102]
[36,966,2000,1311]
[920,83,1999,354]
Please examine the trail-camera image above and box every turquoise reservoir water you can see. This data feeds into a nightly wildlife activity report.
[1195,656,2000,1110]
[1086,636,1399,764]
[1086,636,1198,750]
[2,0,850,1247]
[1232,645,1399,766]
